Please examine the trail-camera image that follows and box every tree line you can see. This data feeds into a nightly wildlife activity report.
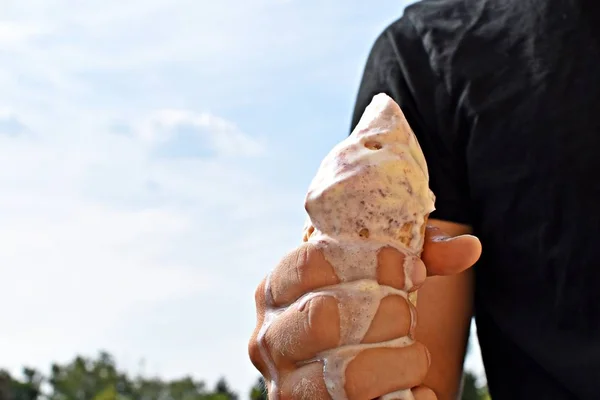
[0,352,488,400]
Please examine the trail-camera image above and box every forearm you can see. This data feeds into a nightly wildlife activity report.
[415,220,475,400]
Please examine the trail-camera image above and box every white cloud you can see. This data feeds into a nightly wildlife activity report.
[136,109,266,157]
[0,21,48,49]
[0,102,299,392]
[0,109,29,136]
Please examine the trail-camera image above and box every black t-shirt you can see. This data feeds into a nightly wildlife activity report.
[350,0,600,398]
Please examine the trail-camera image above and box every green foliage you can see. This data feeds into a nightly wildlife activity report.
[461,371,490,400]
[249,377,266,400]
[0,352,238,400]
[0,367,43,400]
[213,378,237,400]
[1,352,490,400]
[461,325,490,399]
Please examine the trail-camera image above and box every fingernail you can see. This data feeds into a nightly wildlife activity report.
[425,346,432,367]
[431,234,456,242]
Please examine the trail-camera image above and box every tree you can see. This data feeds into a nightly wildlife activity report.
[1,352,244,400]
[166,376,208,400]
[212,377,238,400]
[0,368,43,400]
[249,377,267,400]
[0,370,12,400]
[48,352,122,400]
[91,385,117,400]
[461,371,481,400]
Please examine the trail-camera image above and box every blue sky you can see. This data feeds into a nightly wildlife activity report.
[0,0,485,395]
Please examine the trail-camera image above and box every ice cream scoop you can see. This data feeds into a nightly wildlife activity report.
[304,92,434,253]
[302,93,436,399]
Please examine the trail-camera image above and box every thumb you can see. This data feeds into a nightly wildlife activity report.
[422,226,482,276]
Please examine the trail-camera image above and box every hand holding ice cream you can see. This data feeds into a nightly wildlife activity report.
[249,94,481,399]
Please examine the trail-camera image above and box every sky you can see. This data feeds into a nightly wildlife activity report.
[0,0,485,395]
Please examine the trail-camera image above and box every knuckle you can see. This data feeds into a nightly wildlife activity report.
[265,295,340,365]
[292,243,317,281]
[293,256,310,287]
[254,287,262,306]
[272,244,322,307]
[254,279,266,306]
[248,338,265,372]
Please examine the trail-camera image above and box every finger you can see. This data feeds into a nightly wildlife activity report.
[280,343,430,400]
[254,277,268,314]
[269,243,427,307]
[249,279,268,375]
[280,361,330,400]
[264,292,412,365]
[264,294,339,368]
[269,242,340,307]
[378,247,427,291]
[412,386,437,400]
[344,342,430,400]
[422,226,481,276]
[365,294,414,343]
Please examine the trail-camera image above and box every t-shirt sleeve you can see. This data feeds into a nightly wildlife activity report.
[350,16,472,226]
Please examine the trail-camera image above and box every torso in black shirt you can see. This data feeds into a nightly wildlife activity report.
[351,0,600,398]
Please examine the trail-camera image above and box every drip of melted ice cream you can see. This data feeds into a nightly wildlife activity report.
[258,93,435,399]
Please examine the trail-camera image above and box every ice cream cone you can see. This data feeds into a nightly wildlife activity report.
[299,93,434,400]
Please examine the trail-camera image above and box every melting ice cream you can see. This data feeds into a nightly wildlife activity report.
[260,93,436,400]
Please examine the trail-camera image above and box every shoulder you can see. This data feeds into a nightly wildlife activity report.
[399,0,524,39]
[385,0,529,88]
